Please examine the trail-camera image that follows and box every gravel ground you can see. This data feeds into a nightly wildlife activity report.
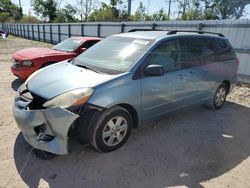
[0,36,250,188]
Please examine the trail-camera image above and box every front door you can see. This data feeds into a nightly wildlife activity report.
[141,39,188,122]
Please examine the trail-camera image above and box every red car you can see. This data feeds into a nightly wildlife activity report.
[11,37,101,80]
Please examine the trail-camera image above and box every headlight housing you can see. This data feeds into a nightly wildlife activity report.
[22,60,33,67]
[43,88,94,108]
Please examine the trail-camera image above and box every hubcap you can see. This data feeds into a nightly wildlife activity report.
[102,116,128,146]
[215,87,226,107]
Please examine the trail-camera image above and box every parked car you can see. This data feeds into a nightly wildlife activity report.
[11,37,101,80]
[13,30,238,159]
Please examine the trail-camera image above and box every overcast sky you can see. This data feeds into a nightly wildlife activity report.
[11,0,250,19]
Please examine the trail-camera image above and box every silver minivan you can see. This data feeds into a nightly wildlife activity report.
[13,30,239,159]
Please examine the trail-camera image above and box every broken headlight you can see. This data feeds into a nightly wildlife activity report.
[43,88,93,108]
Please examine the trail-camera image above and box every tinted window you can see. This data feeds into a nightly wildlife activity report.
[180,37,217,67]
[214,39,235,61]
[180,38,202,68]
[146,39,181,72]
[82,40,99,49]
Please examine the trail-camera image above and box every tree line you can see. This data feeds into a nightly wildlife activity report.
[1,0,250,23]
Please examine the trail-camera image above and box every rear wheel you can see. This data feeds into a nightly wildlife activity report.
[205,83,228,110]
[89,106,132,152]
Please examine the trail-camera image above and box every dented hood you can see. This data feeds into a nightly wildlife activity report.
[26,61,115,99]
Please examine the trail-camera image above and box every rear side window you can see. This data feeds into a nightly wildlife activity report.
[214,39,235,61]
[180,37,220,67]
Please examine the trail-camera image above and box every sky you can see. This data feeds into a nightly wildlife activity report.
[12,0,250,19]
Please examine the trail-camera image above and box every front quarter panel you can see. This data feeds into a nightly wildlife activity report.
[88,73,142,124]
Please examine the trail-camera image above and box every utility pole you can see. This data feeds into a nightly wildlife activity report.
[168,0,171,19]
[19,0,22,7]
[128,0,132,16]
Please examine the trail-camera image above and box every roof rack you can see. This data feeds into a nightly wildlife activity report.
[128,28,163,32]
[167,30,225,37]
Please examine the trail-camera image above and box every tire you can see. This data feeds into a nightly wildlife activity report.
[205,83,228,110]
[33,149,55,160]
[89,106,133,152]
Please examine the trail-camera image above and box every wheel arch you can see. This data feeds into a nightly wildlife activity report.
[222,80,230,93]
[116,103,139,129]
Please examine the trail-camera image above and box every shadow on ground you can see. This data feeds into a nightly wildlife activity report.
[11,79,24,91]
[14,102,250,188]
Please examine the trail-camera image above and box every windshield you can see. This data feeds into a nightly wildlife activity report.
[73,36,153,74]
[53,38,83,52]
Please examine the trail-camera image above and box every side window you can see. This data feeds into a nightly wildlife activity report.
[200,38,216,64]
[147,40,181,72]
[180,37,217,67]
[214,39,235,61]
[81,40,99,49]
[180,38,202,68]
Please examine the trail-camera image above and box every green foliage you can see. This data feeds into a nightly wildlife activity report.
[75,0,97,21]
[130,3,168,21]
[19,12,41,23]
[88,0,127,21]
[177,0,250,20]
[0,0,23,22]
[32,0,57,22]
[0,12,11,23]
[55,4,78,23]
[151,9,168,21]
[132,2,146,21]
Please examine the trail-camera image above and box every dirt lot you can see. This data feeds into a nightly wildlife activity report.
[0,36,250,188]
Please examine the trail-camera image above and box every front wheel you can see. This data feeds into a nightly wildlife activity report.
[90,106,133,152]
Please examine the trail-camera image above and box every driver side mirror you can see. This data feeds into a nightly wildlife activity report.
[79,48,87,53]
[145,64,164,76]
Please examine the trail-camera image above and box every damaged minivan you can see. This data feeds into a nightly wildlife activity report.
[13,30,239,159]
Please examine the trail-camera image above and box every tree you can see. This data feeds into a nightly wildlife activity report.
[55,3,78,22]
[175,0,250,20]
[213,0,250,19]
[132,2,146,21]
[88,0,127,21]
[75,0,97,21]
[20,11,41,23]
[150,8,168,21]
[176,0,191,20]
[32,0,57,22]
[0,0,23,22]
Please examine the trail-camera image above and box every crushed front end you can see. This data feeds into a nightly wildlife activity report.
[13,84,79,155]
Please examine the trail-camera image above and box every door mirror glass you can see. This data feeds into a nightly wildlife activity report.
[145,64,164,76]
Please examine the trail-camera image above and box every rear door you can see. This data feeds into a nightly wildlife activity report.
[179,36,217,106]
[141,39,189,122]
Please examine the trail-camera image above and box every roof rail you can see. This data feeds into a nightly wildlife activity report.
[128,28,163,32]
[167,30,225,37]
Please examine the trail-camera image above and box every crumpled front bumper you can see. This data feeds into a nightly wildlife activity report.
[13,86,79,155]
